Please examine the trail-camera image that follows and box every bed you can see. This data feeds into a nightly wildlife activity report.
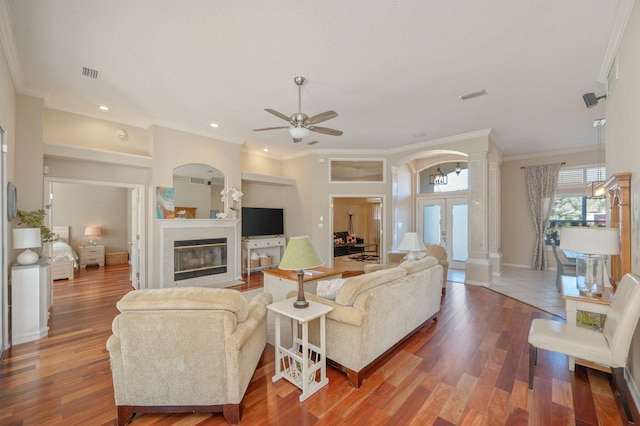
[50,225,79,281]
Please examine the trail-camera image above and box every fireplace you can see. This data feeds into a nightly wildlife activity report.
[160,219,241,288]
[174,238,227,281]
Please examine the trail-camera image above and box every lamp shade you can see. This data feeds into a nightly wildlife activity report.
[559,227,620,255]
[398,232,426,252]
[13,228,42,249]
[288,126,310,139]
[279,236,324,270]
[84,226,102,237]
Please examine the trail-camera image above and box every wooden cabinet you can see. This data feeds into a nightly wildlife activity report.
[11,259,51,344]
[78,245,105,268]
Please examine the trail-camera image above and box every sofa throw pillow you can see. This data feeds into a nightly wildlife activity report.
[346,233,356,244]
[316,278,347,300]
[334,237,345,245]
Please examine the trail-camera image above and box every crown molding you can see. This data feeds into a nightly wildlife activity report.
[0,0,22,88]
[503,145,598,162]
[598,0,636,83]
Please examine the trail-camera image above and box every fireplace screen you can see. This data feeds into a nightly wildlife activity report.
[174,238,227,281]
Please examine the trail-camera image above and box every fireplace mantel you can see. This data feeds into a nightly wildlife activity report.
[159,219,241,288]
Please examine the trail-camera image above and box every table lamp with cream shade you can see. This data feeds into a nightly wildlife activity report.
[84,226,101,246]
[560,227,620,297]
[278,236,324,308]
[398,232,426,261]
[13,228,42,265]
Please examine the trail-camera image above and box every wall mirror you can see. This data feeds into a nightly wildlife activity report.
[173,164,226,218]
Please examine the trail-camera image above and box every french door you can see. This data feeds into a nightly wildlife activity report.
[417,197,468,269]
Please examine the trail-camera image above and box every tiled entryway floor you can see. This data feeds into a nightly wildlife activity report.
[447,266,566,319]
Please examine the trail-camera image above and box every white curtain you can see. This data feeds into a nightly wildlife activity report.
[525,163,562,270]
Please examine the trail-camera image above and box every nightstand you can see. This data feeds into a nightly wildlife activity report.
[78,245,105,268]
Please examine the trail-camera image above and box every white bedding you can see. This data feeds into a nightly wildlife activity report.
[52,241,79,268]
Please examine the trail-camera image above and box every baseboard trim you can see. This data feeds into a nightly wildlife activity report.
[625,367,640,415]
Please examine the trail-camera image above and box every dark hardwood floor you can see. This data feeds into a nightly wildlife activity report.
[0,264,636,425]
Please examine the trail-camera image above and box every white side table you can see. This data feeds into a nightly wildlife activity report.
[561,275,612,371]
[267,298,333,402]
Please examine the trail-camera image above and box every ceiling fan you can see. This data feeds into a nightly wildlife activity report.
[253,76,343,143]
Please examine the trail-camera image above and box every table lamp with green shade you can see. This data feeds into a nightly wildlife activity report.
[278,236,324,308]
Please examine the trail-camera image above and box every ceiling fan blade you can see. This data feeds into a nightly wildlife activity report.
[307,110,338,125]
[308,126,343,136]
[265,109,292,123]
[293,137,302,143]
[253,126,290,132]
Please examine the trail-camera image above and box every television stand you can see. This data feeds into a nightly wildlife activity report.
[243,236,286,275]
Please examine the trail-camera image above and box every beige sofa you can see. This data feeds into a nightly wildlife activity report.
[299,257,442,387]
[365,243,449,294]
[106,287,272,425]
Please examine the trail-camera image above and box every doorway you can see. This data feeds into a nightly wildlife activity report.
[331,196,384,270]
[45,178,145,289]
[417,197,468,269]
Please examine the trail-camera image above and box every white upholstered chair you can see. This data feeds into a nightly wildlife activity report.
[528,273,640,423]
[106,287,272,425]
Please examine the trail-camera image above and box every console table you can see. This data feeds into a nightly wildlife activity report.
[243,237,286,275]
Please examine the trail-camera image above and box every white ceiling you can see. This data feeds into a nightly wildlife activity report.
[2,0,623,159]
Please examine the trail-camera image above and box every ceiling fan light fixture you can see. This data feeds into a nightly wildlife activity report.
[289,126,310,139]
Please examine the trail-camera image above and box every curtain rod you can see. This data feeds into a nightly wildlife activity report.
[521,162,566,169]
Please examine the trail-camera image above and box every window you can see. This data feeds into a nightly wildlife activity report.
[418,162,468,193]
[546,196,606,245]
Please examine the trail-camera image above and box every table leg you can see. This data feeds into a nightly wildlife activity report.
[564,299,578,371]
[300,321,309,402]
[272,314,282,382]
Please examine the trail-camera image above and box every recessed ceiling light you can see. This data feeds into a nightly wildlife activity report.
[210,123,219,128]
[263,148,269,152]
[459,89,487,101]
[98,105,109,111]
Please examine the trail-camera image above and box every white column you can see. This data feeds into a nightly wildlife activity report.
[489,157,502,275]
[465,151,493,286]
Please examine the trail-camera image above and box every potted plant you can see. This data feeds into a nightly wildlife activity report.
[220,187,243,219]
[16,204,56,244]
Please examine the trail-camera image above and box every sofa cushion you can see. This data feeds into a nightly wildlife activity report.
[116,287,249,322]
[316,278,347,300]
[335,267,407,306]
[399,256,438,274]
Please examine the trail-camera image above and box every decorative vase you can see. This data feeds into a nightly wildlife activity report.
[231,210,238,219]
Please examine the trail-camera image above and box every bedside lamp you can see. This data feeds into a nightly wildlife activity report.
[560,227,620,297]
[84,227,101,246]
[398,232,426,261]
[278,236,324,308]
[13,228,42,265]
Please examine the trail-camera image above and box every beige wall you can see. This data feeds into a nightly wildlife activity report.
[51,182,128,252]
[15,94,44,211]
[604,1,640,402]
[501,149,600,268]
[44,109,153,156]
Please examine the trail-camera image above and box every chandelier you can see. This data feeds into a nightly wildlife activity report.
[586,118,606,198]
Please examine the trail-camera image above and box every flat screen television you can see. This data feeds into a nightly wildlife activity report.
[241,207,284,237]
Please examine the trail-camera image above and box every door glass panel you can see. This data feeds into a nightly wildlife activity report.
[422,205,441,245]
[451,204,468,262]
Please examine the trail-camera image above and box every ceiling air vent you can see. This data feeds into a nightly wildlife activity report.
[82,67,99,79]
[189,177,207,185]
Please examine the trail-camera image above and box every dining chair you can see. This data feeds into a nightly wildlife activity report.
[551,240,576,291]
[528,273,640,423]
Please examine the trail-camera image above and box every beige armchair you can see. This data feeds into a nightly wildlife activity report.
[528,273,640,423]
[365,243,449,294]
[106,287,272,425]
